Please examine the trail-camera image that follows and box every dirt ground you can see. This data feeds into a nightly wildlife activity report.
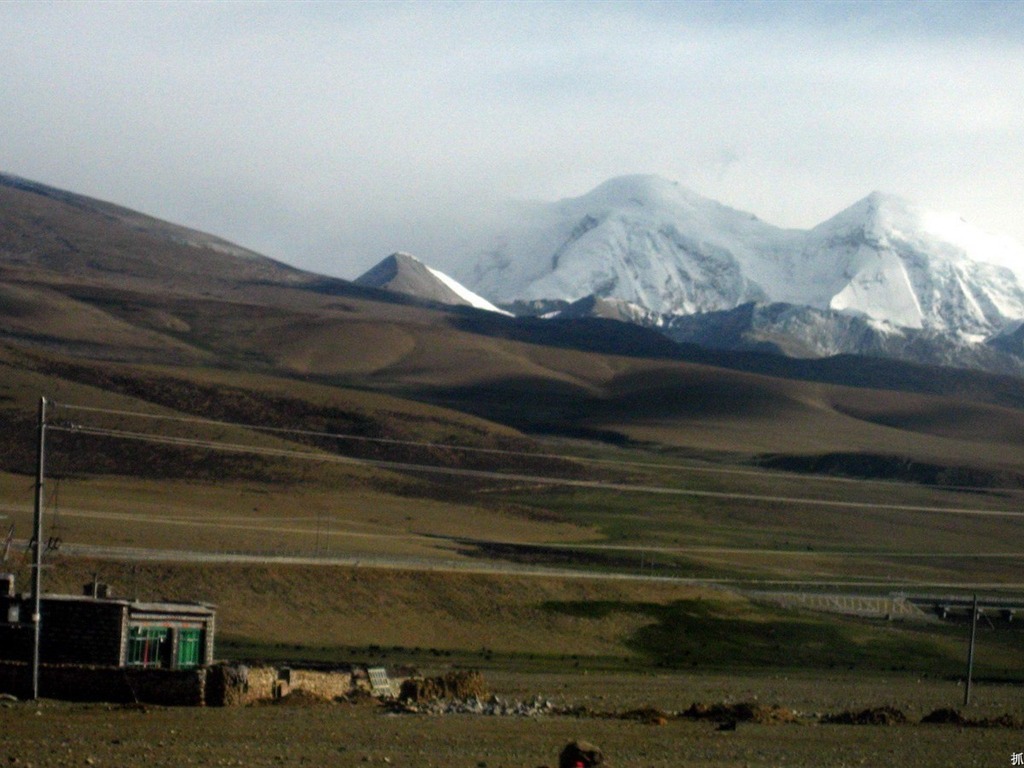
[3,670,1022,767]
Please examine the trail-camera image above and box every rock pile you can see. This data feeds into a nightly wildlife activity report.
[391,693,559,716]
[398,671,487,703]
[921,708,1024,728]
[920,707,968,726]
[821,706,907,725]
[682,701,799,725]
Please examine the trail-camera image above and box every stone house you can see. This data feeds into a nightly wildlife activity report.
[0,573,215,670]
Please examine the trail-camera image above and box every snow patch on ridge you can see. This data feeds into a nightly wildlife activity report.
[426,265,511,315]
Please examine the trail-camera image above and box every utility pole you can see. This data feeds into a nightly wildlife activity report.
[30,396,47,701]
[964,593,979,707]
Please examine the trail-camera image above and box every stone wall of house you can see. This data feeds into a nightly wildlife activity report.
[284,667,356,701]
[46,601,126,666]
[0,623,32,662]
[205,663,357,706]
[0,661,28,697]
[1,660,367,707]
[0,599,125,666]
[0,661,206,705]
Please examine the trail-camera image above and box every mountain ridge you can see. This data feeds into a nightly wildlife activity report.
[450,175,1024,350]
[443,175,1024,372]
[6,169,1024,409]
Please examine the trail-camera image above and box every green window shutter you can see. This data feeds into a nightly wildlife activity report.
[177,628,202,669]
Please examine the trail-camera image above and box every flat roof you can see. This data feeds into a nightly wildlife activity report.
[23,593,216,615]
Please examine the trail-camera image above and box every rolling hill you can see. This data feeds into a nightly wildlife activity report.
[4,172,1024,466]
[6,173,1024,673]
[2,173,1024,564]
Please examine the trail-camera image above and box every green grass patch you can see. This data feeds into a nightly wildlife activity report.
[542,598,1024,677]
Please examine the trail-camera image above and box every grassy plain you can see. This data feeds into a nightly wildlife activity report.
[3,672,1023,768]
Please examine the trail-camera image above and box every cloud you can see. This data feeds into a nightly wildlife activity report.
[2,1,1023,278]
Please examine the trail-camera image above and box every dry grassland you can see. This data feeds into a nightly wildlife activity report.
[0,469,598,561]
[17,556,706,656]
[3,672,1022,768]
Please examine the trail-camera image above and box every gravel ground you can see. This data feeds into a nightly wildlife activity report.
[3,671,1023,767]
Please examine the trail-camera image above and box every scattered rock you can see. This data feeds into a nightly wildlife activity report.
[389,693,558,717]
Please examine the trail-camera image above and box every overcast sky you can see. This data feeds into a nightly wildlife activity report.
[3,0,1024,279]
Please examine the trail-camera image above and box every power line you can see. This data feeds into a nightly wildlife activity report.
[46,423,1024,520]
[49,424,358,464]
[49,401,1024,493]
[50,401,544,458]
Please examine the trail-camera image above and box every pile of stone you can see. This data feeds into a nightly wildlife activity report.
[821,705,907,725]
[390,693,560,717]
[920,708,1024,728]
[683,701,800,725]
[398,670,488,703]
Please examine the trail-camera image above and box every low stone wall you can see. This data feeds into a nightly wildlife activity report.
[206,663,357,706]
[0,661,206,705]
[1,661,364,707]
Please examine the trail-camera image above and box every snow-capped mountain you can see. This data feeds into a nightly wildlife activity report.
[662,302,1024,374]
[794,192,1024,340]
[355,252,509,314]
[447,176,1024,368]
[458,175,797,317]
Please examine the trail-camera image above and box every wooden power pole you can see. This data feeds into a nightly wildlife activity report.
[30,396,47,701]
[964,593,979,707]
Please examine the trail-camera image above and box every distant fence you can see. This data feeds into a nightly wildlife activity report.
[746,591,929,620]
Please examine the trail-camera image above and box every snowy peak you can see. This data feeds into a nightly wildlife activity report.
[356,252,435,294]
[809,191,908,245]
[568,174,705,211]
[355,252,508,314]
[803,192,1024,335]
[451,176,1024,342]
[459,175,795,316]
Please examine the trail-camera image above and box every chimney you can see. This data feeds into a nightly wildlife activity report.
[83,579,113,599]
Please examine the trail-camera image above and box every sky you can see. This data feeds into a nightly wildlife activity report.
[3,0,1024,280]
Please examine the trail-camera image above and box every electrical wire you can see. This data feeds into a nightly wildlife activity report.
[48,400,1024,493]
[50,401,538,458]
[44,423,1024,519]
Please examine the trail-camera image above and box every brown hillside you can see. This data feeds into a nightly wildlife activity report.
[5,174,1024,601]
